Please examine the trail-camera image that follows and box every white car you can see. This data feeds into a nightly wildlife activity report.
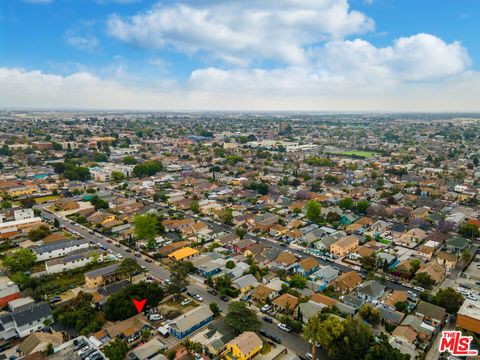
[181,299,192,306]
[194,294,203,301]
[261,304,271,313]
[116,253,124,259]
[277,323,292,332]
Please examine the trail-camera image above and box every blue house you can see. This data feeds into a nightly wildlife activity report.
[292,257,320,276]
[169,306,214,339]
[196,260,222,278]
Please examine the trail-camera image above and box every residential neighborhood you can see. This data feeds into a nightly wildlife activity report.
[1,112,480,360]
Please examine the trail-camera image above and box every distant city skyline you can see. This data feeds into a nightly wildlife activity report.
[1,0,480,111]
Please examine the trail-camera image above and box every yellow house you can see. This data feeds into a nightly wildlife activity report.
[223,332,262,360]
[100,214,116,225]
[168,247,199,261]
[7,184,38,197]
[330,235,359,257]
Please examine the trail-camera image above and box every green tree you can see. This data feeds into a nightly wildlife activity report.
[53,292,105,335]
[133,160,163,177]
[355,200,370,214]
[123,156,137,165]
[29,225,51,241]
[358,304,381,325]
[225,301,261,334]
[339,197,354,210]
[219,208,233,225]
[110,171,126,182]
[141,329,152,342]
[413,272,434,289]
[46,343,54,355]
[458,224,480,239]
[133,213,158,241]
[226,260,236,269]
[53,218,60,228]
[209,302,221,317]
[214,273,233,295]
[461,248,472,263]
[305,200,321,223]
[394,301,408,313]
[190,200,200,214]
[235,227,247,239]
[289,274,307,289]
[103,338,128,360]
[103,282,164,321]
[4,249,36,272]
[365,334,410,360]
[433,288,464,314]
[167,261,191,299]
[305,314,323,360]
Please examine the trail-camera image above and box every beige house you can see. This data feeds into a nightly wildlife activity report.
[330,235,359,257]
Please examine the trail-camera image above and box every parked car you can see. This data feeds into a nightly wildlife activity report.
[262,316,273,323]
[261,304,272,313]
[148,314,163,321]
[50,296,62,304]
[220,295,229,302]
[194,294,203,301]
[259,329,281,344]
[207,288,217,295]
[181,299,192,306]
[277,323,291,332]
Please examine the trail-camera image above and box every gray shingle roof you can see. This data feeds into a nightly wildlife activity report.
[33,239,87,255]
[11,302,51,327]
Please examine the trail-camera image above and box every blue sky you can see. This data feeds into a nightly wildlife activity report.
[1,0,480,111]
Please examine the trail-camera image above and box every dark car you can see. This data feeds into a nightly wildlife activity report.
[134,252,141,257]
[125,248,132,253]
[262,316,273,323]
[259,329,281,344]
[207,288,217,295]
[106,239,112,243]
[145,258,153,263]
[220,295,229,302]
[115,243,121,247]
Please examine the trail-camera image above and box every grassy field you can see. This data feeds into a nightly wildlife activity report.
[34,195,59,203]
[336,150,380,159]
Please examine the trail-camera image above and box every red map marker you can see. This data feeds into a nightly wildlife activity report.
[132,298,147,314]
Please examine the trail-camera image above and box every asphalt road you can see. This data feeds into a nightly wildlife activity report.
[37,205,314,357]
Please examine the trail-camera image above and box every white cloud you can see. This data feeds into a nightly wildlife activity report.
[64,21,100,53]
[107,0,374,65]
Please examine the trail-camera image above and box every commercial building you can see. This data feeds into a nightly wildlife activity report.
[456,299,480,334]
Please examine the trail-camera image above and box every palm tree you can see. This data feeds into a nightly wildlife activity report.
[304,314,322,360]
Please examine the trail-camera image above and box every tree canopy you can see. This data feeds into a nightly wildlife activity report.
[133,213,158,241]
[133,160,163,177]
[104,282,164,321]
[225,301,260,334]
[4,249,36,272]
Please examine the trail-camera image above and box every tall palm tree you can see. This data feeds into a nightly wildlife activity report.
[304,314,322,360]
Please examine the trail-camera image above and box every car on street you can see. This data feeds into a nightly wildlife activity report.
[277,323,291,332]
[259,329,281,344]
[194,294,203,301]
[261,304,272,313]
[262,316,273,323]
[116,253,123,259]
[220,295,229,302]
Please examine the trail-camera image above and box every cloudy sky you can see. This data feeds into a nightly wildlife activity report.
[1,0,480,111]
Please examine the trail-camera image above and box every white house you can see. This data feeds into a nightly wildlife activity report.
[45,249,102,274]
[33,239,89,262]
[0,298,52,340]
